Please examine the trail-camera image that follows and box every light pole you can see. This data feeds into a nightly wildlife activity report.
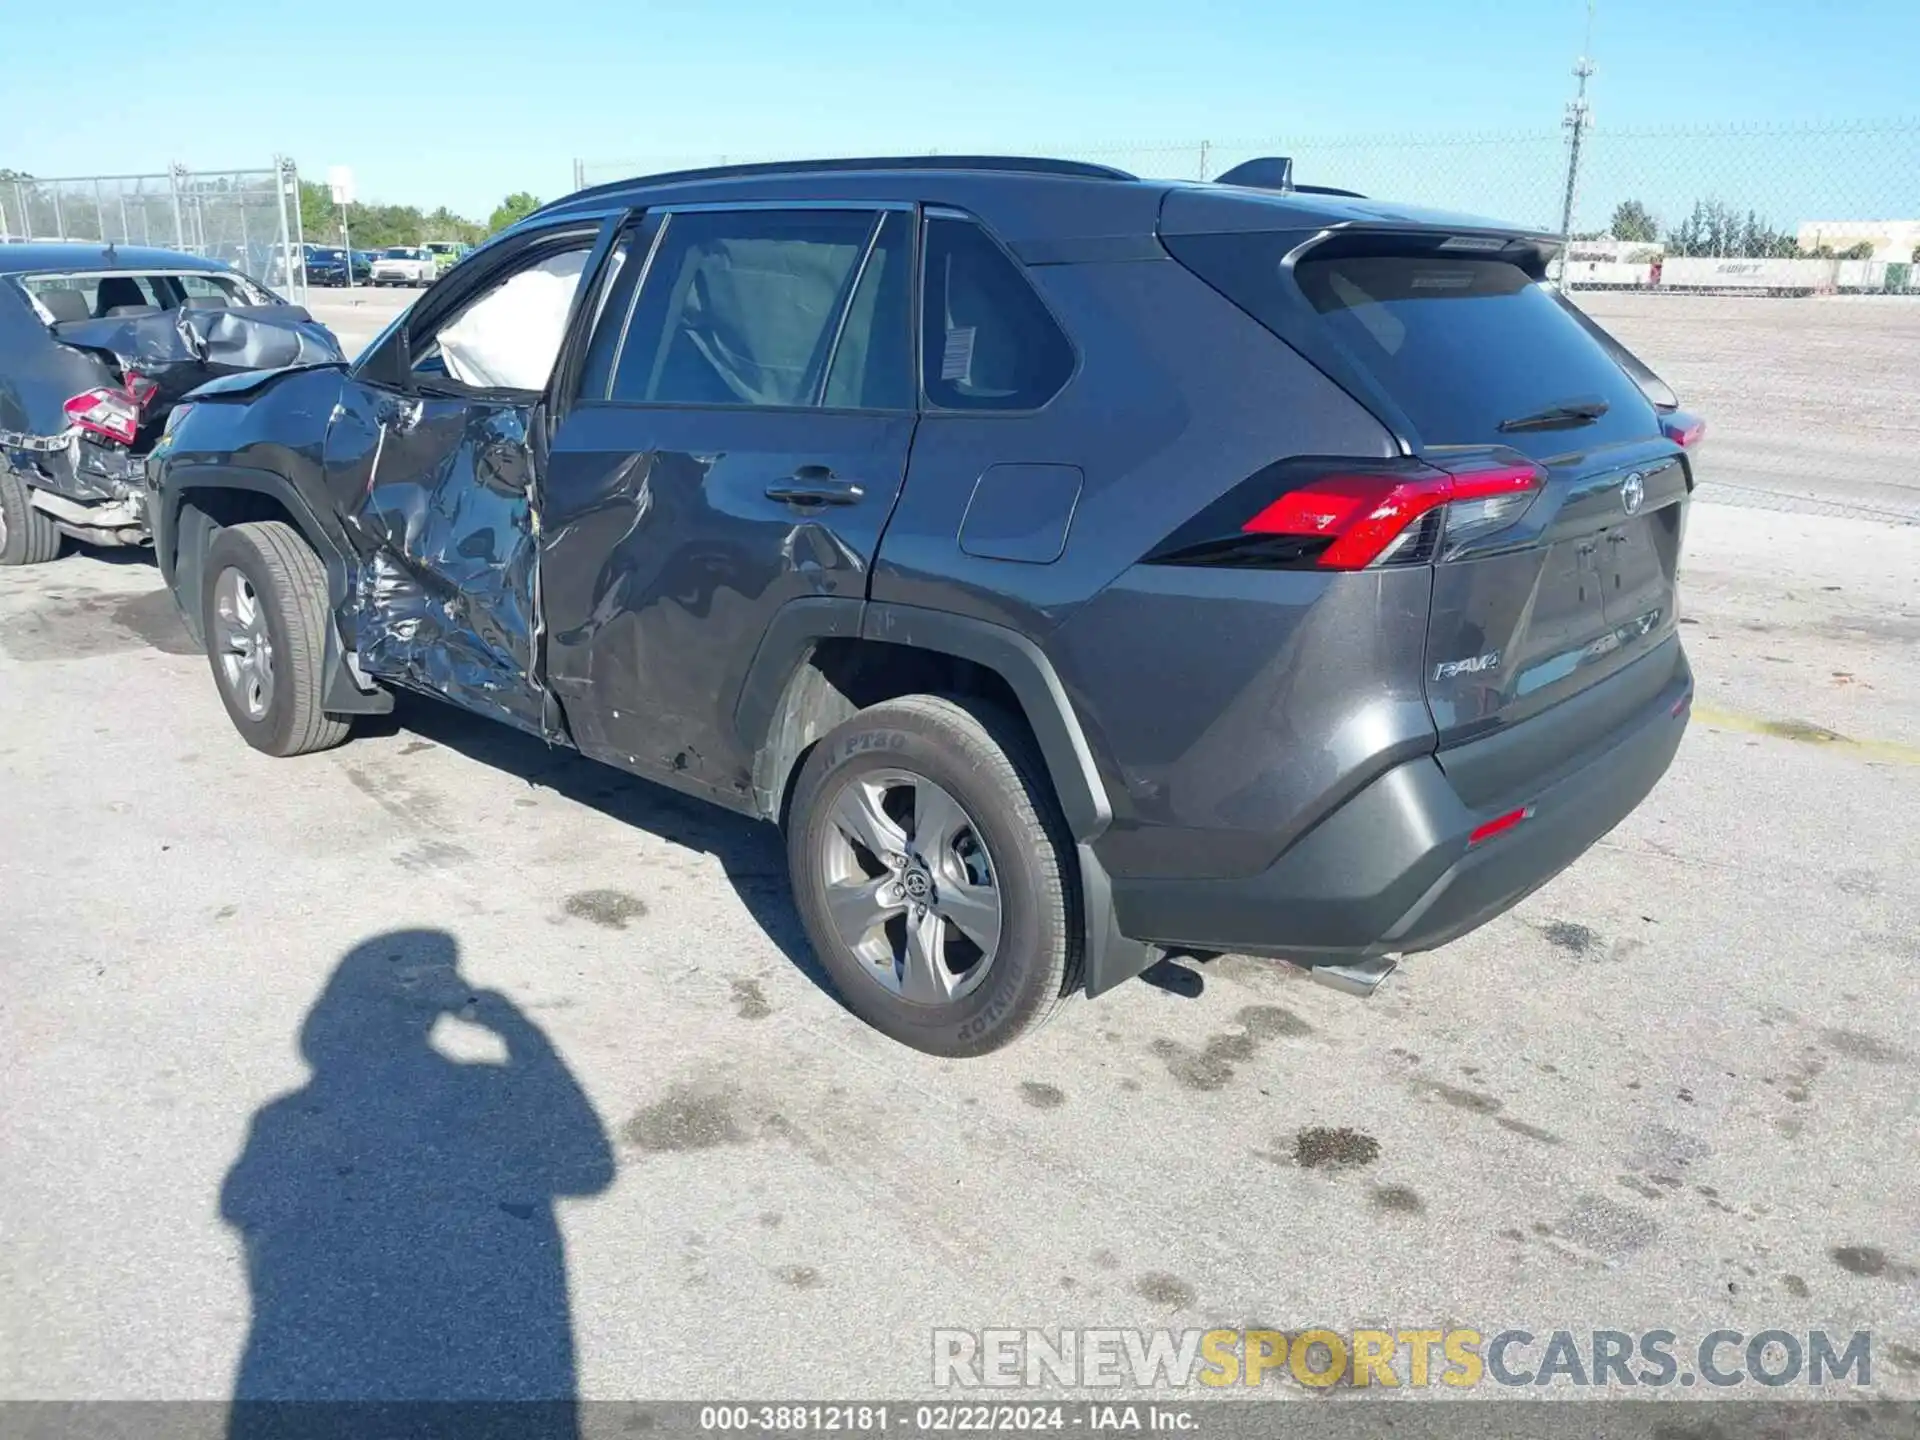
[1556,2,1596,288]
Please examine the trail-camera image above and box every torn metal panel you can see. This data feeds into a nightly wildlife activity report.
[4,304,343,523]
[50,304,342,413]
[346,401,548,737]
[0,429,146,525]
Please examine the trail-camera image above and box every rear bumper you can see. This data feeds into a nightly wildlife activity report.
[1109,641,1692,959]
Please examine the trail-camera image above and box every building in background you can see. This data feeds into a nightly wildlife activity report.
[1795,219,1920,260]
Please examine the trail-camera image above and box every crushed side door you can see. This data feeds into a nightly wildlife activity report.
[322,223,614,741]
[326,384,551,738]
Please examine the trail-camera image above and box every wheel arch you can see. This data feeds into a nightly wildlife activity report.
[735,599,1156,997]
[161,464,391,716]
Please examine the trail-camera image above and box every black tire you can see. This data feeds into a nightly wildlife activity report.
[787,694,1081,1057]
[200,520,351,757]
[0,465,63,566]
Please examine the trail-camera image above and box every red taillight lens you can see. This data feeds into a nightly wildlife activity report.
[62,386,142,446]
[1661,411,1705,449]
[1240,459,1543,571]
[1468,805,1533,846]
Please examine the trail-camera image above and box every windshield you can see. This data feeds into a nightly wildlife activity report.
[382,248,420,259]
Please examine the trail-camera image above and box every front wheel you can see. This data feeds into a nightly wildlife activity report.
[0,465,62,566]
[787,695,1081,1056]
[200,520,351,757]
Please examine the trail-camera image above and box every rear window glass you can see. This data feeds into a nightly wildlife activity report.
[1293,255,1654,449]
[21,270,264,321]
[921,218,1074,411]
[24,273,159,317]
[177,274,249,304]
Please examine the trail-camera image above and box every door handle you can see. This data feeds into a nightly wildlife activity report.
[765,467,865,506]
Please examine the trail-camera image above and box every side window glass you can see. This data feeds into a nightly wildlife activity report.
[577,228,642,401]
[609,209,875,408]
[416,244,592,391]
[822,211,913,411]
[921,217,1074,411]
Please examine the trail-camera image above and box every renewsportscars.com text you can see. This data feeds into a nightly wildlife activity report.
[931,1327,1875,1390]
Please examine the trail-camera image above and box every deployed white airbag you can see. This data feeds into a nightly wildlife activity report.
[436,249,588,391]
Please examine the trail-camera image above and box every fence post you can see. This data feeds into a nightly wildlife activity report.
[15,181,27,239]
[168,163,187,249]
[289,160,307,299]
[273,157,297,302]
[1198,140,1210,181]
[52,186,65,240]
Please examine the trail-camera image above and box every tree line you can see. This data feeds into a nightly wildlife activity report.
[296,183,541,250]
[1601,198,1895,261]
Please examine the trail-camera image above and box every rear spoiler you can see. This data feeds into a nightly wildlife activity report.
[1214,156,1367,200]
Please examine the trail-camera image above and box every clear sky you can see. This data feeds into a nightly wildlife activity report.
[5,0,1916,220]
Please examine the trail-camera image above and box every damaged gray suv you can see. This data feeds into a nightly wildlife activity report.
[148,156,1701,1056]
[0,243,341,565]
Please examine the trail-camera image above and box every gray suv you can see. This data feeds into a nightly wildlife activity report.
[147,156,1699,1055]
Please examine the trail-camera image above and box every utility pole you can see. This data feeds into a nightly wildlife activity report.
[1556,1,1596,286]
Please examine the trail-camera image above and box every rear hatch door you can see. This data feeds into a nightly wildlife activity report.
[1287,242,1690,747]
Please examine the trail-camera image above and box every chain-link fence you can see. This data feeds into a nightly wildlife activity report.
[574,118,1920,293]
[0,161,309,300]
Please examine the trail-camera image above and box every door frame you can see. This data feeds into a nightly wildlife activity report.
[339,211,633,741]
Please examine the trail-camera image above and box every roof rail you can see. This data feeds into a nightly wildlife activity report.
[543,155,1138,215]
[1213,156,1366,199]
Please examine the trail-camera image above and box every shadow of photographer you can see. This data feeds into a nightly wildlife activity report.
[223,929,612,1438]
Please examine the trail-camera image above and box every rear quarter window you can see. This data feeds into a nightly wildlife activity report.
[1293,255,1655,451]
[921,217,1074,411]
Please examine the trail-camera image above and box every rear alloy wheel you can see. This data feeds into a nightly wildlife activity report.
[788,695,1080,1056]
[0,466,62,566]
[200,520,351,757]
[817,768,1005,1006]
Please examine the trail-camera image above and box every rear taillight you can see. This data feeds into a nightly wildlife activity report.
[1149,451,1545,572]
[1468,805,1533,846]
[63,386,142,446]
[1660,411,1705,449]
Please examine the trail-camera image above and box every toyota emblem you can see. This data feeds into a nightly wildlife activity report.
[1621,472,1645,515]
